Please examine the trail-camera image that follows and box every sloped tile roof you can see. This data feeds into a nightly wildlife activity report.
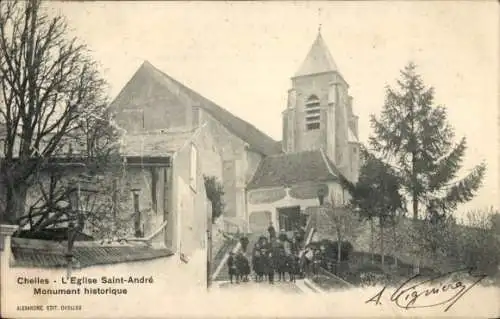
[295,32,339,78]
[120,129,195,157]
[111,61,281,156]
[247,149,340,190]
[10,238,173,269]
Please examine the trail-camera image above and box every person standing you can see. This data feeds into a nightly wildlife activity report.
[236,251,250,282]
[303,247,313,276]
[227,252,236,284]
[267,251,275,284]
[298,226,305,245]
[240,235,249,253]
[252,250,262,282]
[267,222,276,242]
[290,236,298,256]
[312,249,321,277]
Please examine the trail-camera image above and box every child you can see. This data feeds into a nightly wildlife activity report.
[227,252,237,284]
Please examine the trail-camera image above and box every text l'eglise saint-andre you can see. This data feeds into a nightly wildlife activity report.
[61,276,154,285]
[16,276,154,285]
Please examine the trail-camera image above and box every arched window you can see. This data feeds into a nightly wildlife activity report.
[305,95,321,130]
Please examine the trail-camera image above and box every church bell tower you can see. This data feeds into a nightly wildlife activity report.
[282,30,361,182]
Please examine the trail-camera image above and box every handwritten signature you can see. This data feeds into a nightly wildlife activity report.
[365,267,487,312]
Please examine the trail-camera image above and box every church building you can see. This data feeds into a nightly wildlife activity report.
[247,31,360,233]
[110,30,360,250]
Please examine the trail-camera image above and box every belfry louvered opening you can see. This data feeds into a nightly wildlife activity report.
[305,95,321,130]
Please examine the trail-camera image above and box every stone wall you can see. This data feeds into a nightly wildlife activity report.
[290,72,346,153]
[200,110,261,221]
[247,182,340,233]
[170,127,211,257]
[285,71,358,183]
[112,65,193,133]
[21,163,169,245]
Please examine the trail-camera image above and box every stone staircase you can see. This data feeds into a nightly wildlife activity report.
[211,232,264,282]
[211,236,239,281]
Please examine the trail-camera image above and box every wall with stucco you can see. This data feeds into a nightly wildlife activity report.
[247,182,346,234]
[200,110,263,222]
[288,72,348,155]
[111,65,193,133]
[21,163,169,246]
[170,128,212,257]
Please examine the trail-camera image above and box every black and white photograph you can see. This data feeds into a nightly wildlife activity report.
[1,1,499,318]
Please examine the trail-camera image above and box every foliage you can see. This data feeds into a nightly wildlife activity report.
[0,0,119,224]
[406,208,500,276]
[455,209,500,276]
[369,62,485,220]
[204,175,225,223]
[342,147,404,265]
[0,0,132,242]
[322,194,363,262]
[21,166,134,240]
[314,239,354,261]
[348,147,404,225]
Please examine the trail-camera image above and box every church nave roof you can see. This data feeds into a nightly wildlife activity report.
[247,149,342,190]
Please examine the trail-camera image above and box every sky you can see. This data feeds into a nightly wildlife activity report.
[46,1,499,218]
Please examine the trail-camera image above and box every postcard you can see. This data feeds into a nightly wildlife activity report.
[1,1,499,318]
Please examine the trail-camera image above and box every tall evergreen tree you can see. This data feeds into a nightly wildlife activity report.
[369,62,485,220]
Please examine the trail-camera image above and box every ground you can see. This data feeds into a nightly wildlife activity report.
[216,280,303,294]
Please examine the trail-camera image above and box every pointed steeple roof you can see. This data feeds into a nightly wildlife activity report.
[294,31,339,78]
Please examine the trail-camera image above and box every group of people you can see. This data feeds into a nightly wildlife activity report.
[227,251,251,283]
[227,222,307,284]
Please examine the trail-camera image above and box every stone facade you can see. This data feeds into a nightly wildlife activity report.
[282,33,360,183]
[110,61,270,229]
[168,124,219,256]
[200,109,263,221]
[111,64,191,132]
[246,182,347,232]
[21,161,171,246]
[3,32,363,248]
[244,31,362,235]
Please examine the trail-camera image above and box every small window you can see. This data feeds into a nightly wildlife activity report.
[305,95,320,130]
[190,144,197,190]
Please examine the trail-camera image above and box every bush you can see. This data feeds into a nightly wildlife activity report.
[204,176,225,222]
[314,239,353,261]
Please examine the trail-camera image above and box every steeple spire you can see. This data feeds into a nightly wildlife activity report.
[294,29,339,78]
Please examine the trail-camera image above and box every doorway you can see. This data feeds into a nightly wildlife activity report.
[277,206,301,232]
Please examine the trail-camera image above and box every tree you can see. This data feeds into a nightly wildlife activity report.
[346,148,404,266]
[457,209,500,276]
[0,0,114,224]
[369,63,485,220]
[204,175,225,223]
[323,194,363,263]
